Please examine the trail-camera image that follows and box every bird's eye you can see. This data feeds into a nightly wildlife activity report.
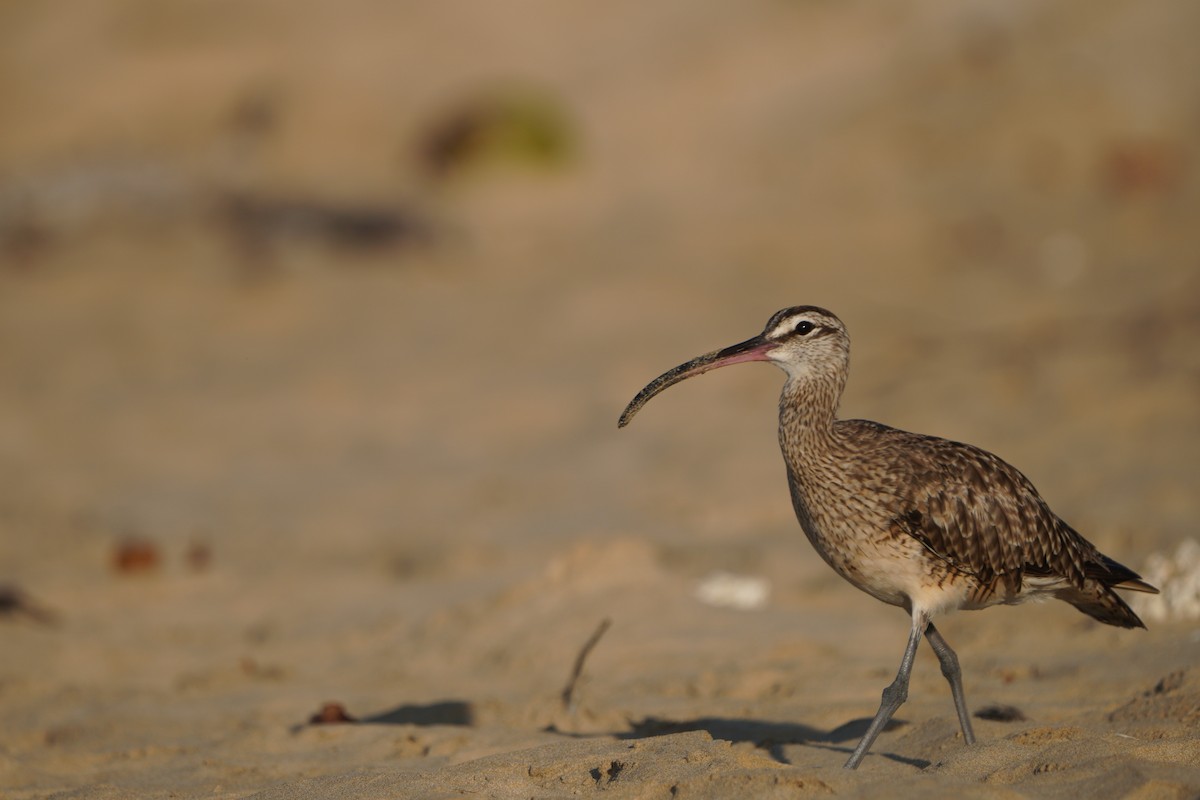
[794,320,815,336]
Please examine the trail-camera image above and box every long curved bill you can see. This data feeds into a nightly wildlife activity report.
[618,334,775,428]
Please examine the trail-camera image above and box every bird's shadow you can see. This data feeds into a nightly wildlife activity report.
[614,714,928,768]
[359,700,475,726]
[308,700,927,769]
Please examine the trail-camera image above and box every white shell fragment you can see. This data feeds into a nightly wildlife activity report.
[694,571,771,611]
[1132,539,1200,623]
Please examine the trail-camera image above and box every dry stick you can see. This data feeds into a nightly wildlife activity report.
[561,617,613,713]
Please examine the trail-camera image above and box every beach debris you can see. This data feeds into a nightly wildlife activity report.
[218,192,434,256]
[185,541,213,572]
[112,538,161,574]
[560,617,613,714]
[974,704,1027,722]
[694,571,770,611]
[0,158,436,270]
[1131,539,1200,623]
[1101,138,1184,197]
[0,584,59,625]
[308,702,359,725]
[418,87,575,178]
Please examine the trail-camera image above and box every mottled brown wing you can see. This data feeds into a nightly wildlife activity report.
[881,432,1096,593]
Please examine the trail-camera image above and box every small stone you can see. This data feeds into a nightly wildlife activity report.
[309,702,357,725]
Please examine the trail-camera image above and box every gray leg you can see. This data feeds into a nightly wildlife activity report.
[844,612,928,770]
[924,623,976,745]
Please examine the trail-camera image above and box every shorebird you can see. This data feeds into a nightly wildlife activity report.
[618,306,1158,769]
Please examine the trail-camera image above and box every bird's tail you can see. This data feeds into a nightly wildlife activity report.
[1058,554,1159,629]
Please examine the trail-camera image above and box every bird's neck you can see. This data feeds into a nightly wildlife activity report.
[777,373,843,464]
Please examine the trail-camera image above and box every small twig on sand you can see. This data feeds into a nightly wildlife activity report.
[561,617,612,714]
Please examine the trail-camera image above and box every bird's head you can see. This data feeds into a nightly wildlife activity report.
[618,305,849,428]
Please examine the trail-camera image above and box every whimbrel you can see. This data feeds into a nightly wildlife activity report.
[619,306,1158,769]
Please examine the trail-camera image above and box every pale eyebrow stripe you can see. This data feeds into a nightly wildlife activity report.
[769,316,810,339]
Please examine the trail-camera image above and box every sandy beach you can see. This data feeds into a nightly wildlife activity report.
[1,1,1198,797]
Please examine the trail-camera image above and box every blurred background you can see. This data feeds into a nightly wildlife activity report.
[1,0,1198,709]
[3,0,1196,571]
